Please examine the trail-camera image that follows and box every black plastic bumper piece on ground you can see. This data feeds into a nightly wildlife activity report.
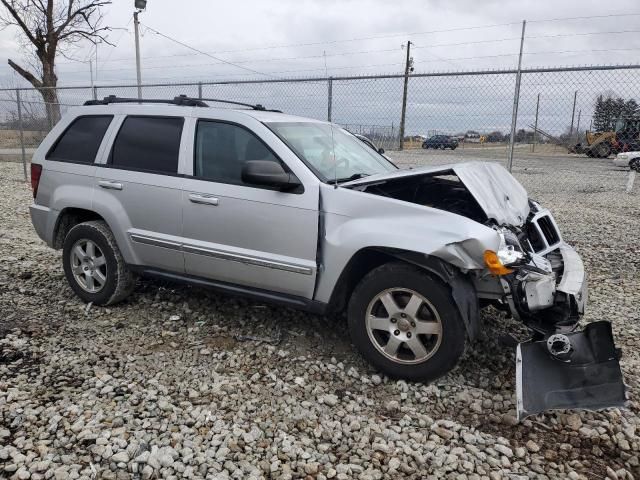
[516,321,626,420]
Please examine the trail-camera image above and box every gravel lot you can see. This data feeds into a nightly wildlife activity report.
[1,153,639,480]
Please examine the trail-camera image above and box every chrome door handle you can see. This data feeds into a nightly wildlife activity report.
[188,193,219,206]
[98,180,123,190]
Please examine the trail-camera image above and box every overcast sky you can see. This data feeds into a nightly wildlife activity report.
[0,0,637,85]
[0,0,638,135]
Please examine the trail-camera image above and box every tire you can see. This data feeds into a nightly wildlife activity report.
[594,142,611,158]
[62,220,136,305]
[347,262,466,381]
[440,144,446,150]
[451,146,457,150]
[630,158,640,172]
[422,144,427,149]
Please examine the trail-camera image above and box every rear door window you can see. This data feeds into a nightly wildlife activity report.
[48,115,112,163]
[110,116,184,174]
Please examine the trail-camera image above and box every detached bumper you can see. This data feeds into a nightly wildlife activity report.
[556,244,588,317]
[516,321,626,420]
[510,242,587,327]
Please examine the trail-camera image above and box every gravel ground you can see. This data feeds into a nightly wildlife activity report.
[1,155,639,480]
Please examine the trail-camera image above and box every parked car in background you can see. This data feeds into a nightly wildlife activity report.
[613,151,640,171]
[422,135,458,150]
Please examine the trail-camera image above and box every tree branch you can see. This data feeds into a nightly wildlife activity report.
[7,58,43,88]
[0,0,40,46]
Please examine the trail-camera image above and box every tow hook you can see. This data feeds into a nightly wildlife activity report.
[546,333,572,360]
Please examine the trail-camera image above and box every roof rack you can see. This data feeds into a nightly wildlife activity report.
[83,94,281,112]
[84,95,207,107]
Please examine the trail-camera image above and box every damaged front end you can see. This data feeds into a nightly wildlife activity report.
[343,162,626,419]
[482,202,626,419]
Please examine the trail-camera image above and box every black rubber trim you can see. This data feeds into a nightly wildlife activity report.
[130,266,327,315]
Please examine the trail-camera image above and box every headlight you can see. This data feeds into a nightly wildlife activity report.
[618,154,628,159]
[484,231,525,275]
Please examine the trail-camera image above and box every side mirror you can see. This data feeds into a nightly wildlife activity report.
[241,160,301,191]
[378,147,385,155]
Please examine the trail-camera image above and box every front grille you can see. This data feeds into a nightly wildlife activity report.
[538,215,560,246]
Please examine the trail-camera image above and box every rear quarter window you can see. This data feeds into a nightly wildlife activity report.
[47,115,113,163]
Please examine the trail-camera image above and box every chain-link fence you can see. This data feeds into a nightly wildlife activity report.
[1,64,639,197]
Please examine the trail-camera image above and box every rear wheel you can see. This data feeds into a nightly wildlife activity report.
[62,220,136,305]
[347,262,466,381]
[630,158,640,172]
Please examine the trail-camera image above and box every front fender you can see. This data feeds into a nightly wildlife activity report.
[315,185,500,304]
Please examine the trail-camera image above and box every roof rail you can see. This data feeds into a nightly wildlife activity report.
[84,95,207,107]
[199,97,281,112]
[83,94,281,112]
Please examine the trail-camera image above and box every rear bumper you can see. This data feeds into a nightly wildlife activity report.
[29,203,56,247]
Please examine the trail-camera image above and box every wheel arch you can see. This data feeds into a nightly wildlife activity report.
[53,207,105,249]
[327,247,480,340]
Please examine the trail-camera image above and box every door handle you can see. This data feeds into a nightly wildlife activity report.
[98,180,123,190]
[188,193,219,206]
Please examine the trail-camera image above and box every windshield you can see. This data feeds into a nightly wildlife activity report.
[267,122,397,182]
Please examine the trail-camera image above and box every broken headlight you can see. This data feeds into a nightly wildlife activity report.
[484,229,526,275]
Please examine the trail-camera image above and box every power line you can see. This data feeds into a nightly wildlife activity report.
[57,46,404,74]
[140,23,274,78]
[59,21,520,66]
[529,12,640,23]
[97,17,133,77]
[528,29,640,40]
[525,47,640,56]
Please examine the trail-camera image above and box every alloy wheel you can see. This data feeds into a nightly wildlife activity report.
[69,239,107,293]
[365,288,443,365]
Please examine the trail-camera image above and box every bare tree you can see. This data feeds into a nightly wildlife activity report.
[0,0,112,125]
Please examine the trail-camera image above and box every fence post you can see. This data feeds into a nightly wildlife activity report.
[399,40,412,151]
[327,77,333,122]
[531,93,540,153]
[198,82,203,100]
[92,85,98,100]
[507,20,526,172]
[16,89,27,181]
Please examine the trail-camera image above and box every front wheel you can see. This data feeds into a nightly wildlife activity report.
[347,262,466,381]
[62,220,136,305]
[630,158,640,172]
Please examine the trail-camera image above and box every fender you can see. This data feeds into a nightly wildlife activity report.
[388,251,480,341]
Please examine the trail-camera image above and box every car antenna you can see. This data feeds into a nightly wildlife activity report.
[323,50,338,189]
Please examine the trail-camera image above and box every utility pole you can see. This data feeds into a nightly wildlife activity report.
[89,59,94,89]
[399,41,412,151]
[532,93,540,153]
[569,90,578,140]
[134,10,142,99]
[507,20,526,172]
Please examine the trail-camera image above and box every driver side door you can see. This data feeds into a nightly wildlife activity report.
[180,115,320,299]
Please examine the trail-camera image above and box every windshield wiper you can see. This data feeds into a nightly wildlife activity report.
[335,173,370,183]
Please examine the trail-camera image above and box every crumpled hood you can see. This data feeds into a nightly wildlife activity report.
[342,161,530,226]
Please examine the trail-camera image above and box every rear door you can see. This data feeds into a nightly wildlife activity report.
[92,114,186,272]
[180,113,319,298]
[37,115,113,216]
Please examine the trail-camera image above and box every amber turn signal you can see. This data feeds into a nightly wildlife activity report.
[484,250,514,276]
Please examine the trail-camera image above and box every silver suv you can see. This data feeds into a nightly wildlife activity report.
[29,96,623,418]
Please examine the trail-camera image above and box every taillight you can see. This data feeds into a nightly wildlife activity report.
[31,163,42,199]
